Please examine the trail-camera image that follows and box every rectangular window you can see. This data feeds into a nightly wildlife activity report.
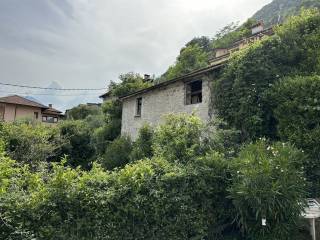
[34,112,39,119]
[186,80,202,105]
[42,116,57,123]
[136,97,142,116]
[47,116,54,123]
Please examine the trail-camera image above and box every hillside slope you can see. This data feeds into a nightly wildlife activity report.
[253,0,320,26]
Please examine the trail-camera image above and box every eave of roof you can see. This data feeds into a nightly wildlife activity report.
[42,108,63,115]
[0,95,48,109]
[99,91,112,98]
[119,63,224,100]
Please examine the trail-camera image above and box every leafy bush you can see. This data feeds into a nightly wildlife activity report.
[203,119,242,158]
[67,104,102,120]
[270,75,320,196]
[212,9,320,141]
[0,155,231,239]
[229,140,307,240]
[99,136,133,170]
[58,120,95,169]
[153,114,204,163]
[130,124,154,161]
[212,19,257,49]
[163,43,209,80]
[1,122,62,167]
[0,114,311,239]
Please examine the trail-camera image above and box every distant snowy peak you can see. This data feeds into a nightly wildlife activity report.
[47,81,62,90]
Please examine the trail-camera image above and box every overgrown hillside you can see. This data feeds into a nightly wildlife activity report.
[253,0,320,26]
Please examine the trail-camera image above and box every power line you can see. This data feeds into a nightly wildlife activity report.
[0,89,103,97]
[0,82,107,91]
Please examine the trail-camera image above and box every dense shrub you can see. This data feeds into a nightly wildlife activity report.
[66,104,102,120]
[163,43,209,80]
[0,155,231,239]
[0,122,62,167]
[270,75,320,196]
[203,119,241,158]
[99,136,133,170]
[58,120,96,169]
[130,124,154,161]
[212,19,257,49]
[212,9,320,141]
[0,114,310,239]
[92,73,152,155]
[229,140,307,240]
[92,119,122,155]
[152,114,204,163]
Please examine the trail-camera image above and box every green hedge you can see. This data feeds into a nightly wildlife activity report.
[270,75,320,196]
[0,115,309,240]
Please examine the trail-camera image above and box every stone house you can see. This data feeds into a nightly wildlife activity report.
[0,95,63,124]
[100,22,274,139]
[119,65,222,139]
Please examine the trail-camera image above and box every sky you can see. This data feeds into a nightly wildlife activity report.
[0,0,272,110]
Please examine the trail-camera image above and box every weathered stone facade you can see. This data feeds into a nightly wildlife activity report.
[121,76,211,139]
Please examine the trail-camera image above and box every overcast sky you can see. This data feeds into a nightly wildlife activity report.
[0,0,271,109]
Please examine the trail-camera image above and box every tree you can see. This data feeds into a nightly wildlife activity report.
[109,72,151,97]
[66,104,101,120]
[58,120,96,169]
[186,36,212,53]
[270,75,320,196]
[93,72,152,153]
[212,19,257,49]
[229,140,307,240]
[161,43,209,81]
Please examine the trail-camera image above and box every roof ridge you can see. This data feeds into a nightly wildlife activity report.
[0,95,48,109]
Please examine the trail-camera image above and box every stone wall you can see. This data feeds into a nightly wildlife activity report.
[121,77,211,139]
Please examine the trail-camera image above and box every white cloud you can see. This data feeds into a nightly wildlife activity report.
[0,0,272,109]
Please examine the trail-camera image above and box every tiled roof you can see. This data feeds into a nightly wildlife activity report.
[0,95,48,108]
[42,107,63,115]
[99,91,112,99]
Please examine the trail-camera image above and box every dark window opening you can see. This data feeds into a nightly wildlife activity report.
[42,115,58,123]
[186,80,202,105]
[136,97,142,116]
[34,112,39,119]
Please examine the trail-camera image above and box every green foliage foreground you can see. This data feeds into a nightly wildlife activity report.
[212,9,320,196]
[0,115,308,240]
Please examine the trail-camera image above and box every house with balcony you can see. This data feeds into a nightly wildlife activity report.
[209,21,274,66]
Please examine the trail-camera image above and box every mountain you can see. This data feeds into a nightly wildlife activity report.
[253,0,320,27]
[28,81,102,112]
